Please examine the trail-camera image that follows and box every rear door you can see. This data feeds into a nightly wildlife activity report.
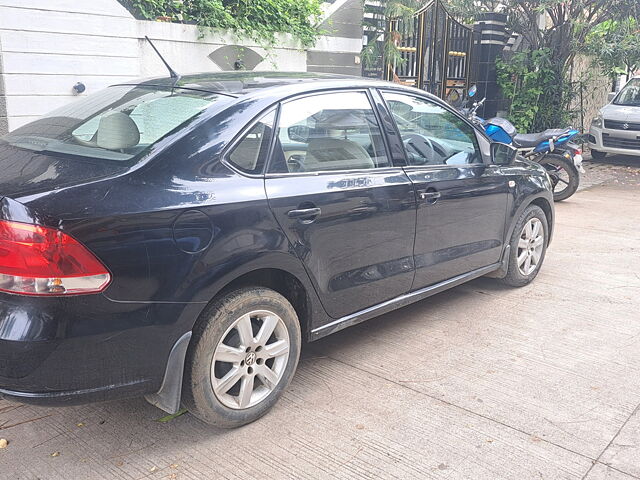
[380,90,509,289]
[265,90,417,319]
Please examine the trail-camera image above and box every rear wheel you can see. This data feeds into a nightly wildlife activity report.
[500,205,548,287]
[538,154,579,201]
[183,287,301,428]
[590,149,607,159]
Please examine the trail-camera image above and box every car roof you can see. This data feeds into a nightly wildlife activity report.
[116,71,389,97]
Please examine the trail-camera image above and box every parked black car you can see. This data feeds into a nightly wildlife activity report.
[0,72,553,427]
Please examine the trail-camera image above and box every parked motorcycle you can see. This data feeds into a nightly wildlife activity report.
[464,86,583,201]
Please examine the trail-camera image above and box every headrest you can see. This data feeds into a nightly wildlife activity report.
[96,112,140,150]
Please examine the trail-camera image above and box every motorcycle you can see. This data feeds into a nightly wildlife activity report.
[463,86,584,201]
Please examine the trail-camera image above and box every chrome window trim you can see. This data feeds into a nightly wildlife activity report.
[400,163,489,172]
[264,165,410,180]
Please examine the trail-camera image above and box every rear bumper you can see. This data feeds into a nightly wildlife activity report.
[0,380,153,407]
[588,126,640,156]
[0,292,202,407]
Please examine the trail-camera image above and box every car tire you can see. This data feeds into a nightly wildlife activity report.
[500,205,549,287]
[537,154,579,202]
[590,149,606,159]
[182,287,301,428]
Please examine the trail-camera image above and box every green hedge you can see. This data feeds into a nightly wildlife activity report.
[119,0,322,47]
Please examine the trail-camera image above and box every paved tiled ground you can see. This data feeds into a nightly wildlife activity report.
[581,153,640,190]
[1,156,639,479]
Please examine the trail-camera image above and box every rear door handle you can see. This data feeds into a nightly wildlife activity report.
[418,191,441,202]
[287,207,321,221]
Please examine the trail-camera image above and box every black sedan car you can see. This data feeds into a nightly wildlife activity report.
[0,72,553,427]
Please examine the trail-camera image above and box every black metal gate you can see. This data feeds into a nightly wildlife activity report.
[385,0,477,103]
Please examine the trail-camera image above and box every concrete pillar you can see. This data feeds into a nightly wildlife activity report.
[473,12,508,118]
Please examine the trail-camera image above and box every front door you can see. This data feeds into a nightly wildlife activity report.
[380,91,508,289]
[265,90,417,319]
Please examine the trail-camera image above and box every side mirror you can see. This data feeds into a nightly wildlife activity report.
[288,125,309,143]
[491,142,517,166]
[468,84,477,98]
[607,92,617,103]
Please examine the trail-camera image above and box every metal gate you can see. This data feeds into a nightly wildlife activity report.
[385,0,477,103]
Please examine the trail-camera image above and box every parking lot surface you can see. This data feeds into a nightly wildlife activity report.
[1,157,639,480]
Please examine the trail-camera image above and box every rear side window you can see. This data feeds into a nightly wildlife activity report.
[269,91,390,174]
[227,110,276,174]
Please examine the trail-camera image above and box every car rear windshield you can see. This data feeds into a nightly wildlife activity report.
[614,78,640,106]
[0,86,228,162]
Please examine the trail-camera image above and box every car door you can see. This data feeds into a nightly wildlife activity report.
[265,90,417,319]
[380,90,509,289]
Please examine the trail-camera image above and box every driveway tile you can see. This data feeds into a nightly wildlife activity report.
[1,357,591,479]
[599,406,640,478]
[584,463,639,480]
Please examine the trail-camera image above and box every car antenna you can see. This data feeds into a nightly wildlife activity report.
[144,36,181,85]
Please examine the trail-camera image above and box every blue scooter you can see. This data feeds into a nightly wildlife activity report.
[464,86,583,201]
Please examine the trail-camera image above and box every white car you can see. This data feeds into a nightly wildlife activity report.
[588,77,640,159]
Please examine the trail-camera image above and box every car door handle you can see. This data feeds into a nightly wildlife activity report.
[287,207,322,221]
[418,191,441,201]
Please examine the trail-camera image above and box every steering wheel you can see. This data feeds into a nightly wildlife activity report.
[287,154,306,173]
[403,134,435,165]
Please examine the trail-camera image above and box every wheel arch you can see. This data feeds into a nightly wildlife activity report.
[187,251,329,337]
[530,196,554,244]
[506,192,554,248]
[213,267,313,341]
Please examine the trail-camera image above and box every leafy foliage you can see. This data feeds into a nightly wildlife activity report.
[361,0,421,72]
[119,0,322,47]
[583,18,640,79]
[444,0,636,128]
[443,0,636,69]
[497,48,576,132]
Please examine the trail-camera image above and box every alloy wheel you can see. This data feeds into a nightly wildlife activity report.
[517,218,544,276]
[211,310,290,409]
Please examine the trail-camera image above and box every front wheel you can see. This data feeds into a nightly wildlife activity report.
[182,287,301,428]
[500,205,549,287]
[537,154,579,201]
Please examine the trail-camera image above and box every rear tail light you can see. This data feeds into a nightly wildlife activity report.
[0,220,110,296]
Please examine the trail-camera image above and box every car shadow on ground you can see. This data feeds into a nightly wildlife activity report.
[305,276,511,359]
[585,153,639,167]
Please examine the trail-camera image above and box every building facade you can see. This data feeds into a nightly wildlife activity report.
[0,0,364,134]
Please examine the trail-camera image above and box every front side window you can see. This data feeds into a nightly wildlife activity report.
[269,91,389,173]
[382,91,481,166]
[614,78,640,106]
[227,110,276,174]
[1,86,228,163]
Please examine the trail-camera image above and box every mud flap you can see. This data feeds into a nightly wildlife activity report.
[145,331,192,414]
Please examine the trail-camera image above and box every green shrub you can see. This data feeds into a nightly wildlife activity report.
[120,0,322,47]
[497,48,574,132]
